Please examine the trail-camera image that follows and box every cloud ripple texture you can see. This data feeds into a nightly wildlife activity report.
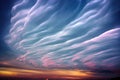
[5,0,120,71]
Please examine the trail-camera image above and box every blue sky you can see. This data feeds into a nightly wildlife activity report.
[0,0,120,78]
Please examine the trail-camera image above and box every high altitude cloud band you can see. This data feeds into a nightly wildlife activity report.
[5,0,120,72]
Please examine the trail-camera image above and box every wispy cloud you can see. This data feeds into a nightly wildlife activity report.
[4,0,120,77]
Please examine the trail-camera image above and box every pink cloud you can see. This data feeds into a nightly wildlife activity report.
[41,56,58,67]
[84,61,96,69]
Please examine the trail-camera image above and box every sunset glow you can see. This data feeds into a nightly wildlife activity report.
[0,0,120,79]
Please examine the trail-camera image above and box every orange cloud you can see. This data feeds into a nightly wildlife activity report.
[0,67,96,79]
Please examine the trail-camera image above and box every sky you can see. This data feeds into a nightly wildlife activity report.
[0,0,16,61]
[0,0,120,79]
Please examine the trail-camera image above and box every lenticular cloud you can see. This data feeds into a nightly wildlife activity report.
[5,0,120,71]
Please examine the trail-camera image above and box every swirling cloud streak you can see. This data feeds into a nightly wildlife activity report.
[5,0,120,73]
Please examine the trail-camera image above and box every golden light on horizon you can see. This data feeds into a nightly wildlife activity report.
[0,67,96,79]
[0,71,16,76]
